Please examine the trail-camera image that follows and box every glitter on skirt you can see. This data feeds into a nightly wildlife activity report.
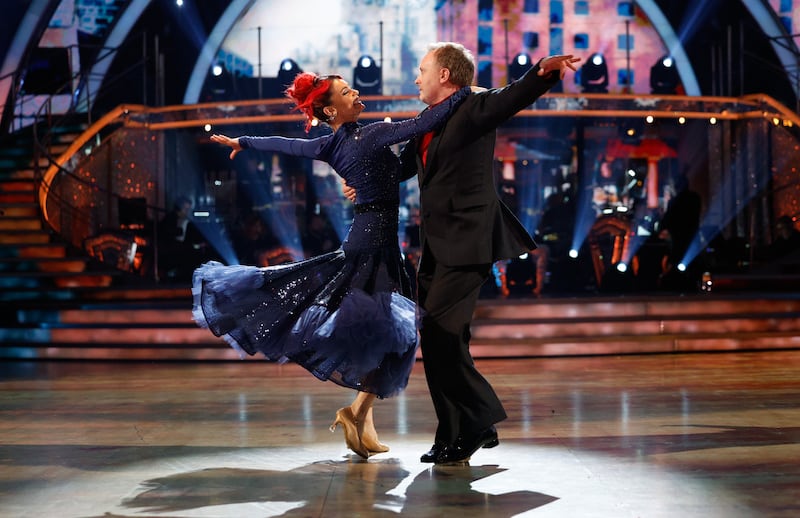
[193,205,418,399]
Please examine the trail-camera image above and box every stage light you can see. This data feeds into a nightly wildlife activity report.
[650,55,679,94]
[709,117,717,125]
[616,262,628,273]
[678,116,686,124]
[677,262,687,272]
[353,54,381,95]
[580,53,609,93]
[646,115,655,124]
[569,249,579,259]
[508,53,533,82]
[277,58,302,84]
[268,58,303,98]
[208,63,229,98]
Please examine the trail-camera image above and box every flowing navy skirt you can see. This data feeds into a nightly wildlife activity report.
[192,247,418,398]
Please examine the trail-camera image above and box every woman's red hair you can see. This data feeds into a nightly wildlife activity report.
[285,72,340,132]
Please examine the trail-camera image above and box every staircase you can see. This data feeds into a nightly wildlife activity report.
[0,125,123,300]
[469,295,800,357]
[2,290,800,361]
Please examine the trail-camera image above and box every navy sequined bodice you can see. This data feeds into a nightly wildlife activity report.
[239,86,470,251]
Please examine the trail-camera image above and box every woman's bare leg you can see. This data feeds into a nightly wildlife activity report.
[350,392,389,453]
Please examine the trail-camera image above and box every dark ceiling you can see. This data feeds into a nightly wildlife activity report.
[2,0,797,130]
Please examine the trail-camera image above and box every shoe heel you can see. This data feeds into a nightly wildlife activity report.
[330,408,370,459]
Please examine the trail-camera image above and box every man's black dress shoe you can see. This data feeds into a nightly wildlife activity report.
[420,442,447,463]
[434,426,499,465]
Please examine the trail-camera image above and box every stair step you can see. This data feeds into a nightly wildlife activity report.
[0,192,36,204]
[469,332,800,358]
[12,244,67,258]
[52,274,115,288]
[472,297,800,319]
[0,180,35,192]
[0,343,239,361]
[0,217,42,230]
[4,292,189,312]
[0,205,39,217]
[0,159,27,169]
[58,307,192,324]
[0,258,87,273]
[5,307,795,335]
[0,269,114,282]
[0,231,51,244]
[0,285,190,303]
[3,329,799,361]
[0,169,35,181]
[471,313,800,340]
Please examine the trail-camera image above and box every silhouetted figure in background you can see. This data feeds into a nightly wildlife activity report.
[157,196,207,282]
[535,191,576,293]
[658,173,701,290]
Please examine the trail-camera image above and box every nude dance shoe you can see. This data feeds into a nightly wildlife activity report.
[330,407,370,459]
[360,433,390,454]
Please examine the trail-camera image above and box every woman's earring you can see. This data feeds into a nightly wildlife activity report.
[327,110,337,122]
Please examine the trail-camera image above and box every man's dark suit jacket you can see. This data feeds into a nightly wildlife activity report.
[400,62,559,267]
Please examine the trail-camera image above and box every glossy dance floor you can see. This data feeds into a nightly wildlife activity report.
[2,352,800,517]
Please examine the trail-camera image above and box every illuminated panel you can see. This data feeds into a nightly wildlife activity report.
[748,0,800,98]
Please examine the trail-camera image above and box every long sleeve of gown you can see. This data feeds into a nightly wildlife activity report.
[356,86,471,149]
[237,86,469,157]
[238,134,329,159]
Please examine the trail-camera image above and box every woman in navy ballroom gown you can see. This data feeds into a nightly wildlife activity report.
[193,71,470,459]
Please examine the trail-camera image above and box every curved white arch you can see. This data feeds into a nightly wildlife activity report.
[76,0,153,112]
[741,0,799,98]
[635,0,701,96]
[0,0,57,129]
[183,0,256,104]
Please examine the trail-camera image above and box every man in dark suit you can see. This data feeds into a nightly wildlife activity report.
[399,43,579,465]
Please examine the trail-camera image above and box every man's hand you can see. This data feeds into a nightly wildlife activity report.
[210,134,243,160]
[538,55,581,80]
[341,178,356,202]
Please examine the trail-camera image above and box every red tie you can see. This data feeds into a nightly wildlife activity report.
[419,131,434,166]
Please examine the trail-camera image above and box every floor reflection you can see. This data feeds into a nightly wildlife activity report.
[113,459,556,517]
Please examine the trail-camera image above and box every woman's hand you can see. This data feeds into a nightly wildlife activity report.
[341,178,356,202]
[210,134,242,160]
